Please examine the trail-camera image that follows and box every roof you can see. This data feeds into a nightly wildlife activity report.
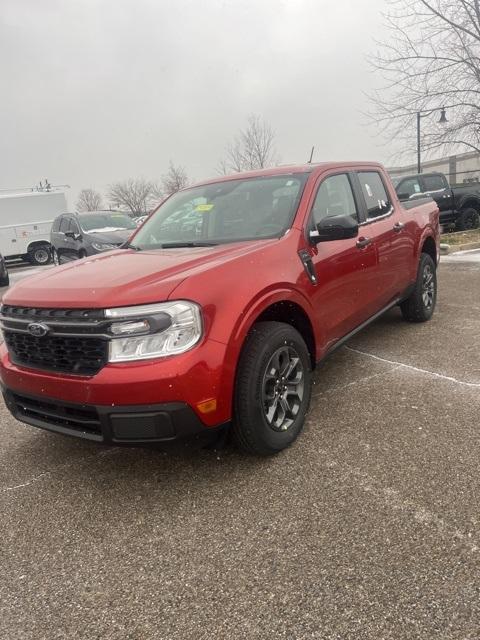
[188,161,385,189]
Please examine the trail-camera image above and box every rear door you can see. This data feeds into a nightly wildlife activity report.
[306,172,378,348]
[356,170,415,303]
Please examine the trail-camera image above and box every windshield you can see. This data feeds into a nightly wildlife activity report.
[78,213,136,233]
[131,173,309,249]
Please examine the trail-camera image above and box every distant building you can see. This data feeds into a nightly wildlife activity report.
[388,150,480,184]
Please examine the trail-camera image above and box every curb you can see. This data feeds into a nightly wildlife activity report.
[440,241,480,255]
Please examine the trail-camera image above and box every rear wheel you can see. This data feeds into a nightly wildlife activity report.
[52,249,60,266]
[456,207,480,231]
[28,245,51,266]
[233,321,312,455]
[400,253,437,322]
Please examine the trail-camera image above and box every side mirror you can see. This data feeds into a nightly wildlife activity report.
[65,231,81,241]
[309,214,358,243]
[397,192,410,201]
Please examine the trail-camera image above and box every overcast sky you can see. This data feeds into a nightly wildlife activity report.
[1,0,403,208]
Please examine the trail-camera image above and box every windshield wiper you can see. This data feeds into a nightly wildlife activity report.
[121,242,142,251]
[160,241,218,248]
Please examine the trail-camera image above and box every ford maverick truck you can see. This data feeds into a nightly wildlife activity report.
[0,163,440,455]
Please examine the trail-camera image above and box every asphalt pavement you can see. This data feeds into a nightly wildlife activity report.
[1,256,480,639]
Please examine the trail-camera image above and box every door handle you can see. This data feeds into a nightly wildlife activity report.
[356,236,372,249]
[393,222,405,232]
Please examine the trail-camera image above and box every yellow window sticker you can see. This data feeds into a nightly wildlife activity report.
[196,204,214,212]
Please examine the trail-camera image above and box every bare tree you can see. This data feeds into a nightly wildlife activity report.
[107,178,157,215]
[76,188,103,212]
[219,115,279,173]
[161,161,190,196]
[369,0,480,161]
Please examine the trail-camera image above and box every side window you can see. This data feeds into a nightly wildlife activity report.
[70,218,80,233]
[358,172,392,219]
[422,175,447,192]
[311,174,358,225]
[59,217,69,232]
[52,218,61,232]
[397,177,422,198]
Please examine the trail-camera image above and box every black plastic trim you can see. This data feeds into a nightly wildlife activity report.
[2,387,224,444]
[320,287,414,363]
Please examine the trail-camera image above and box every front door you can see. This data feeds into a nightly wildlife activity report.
[420,173,453,220]
[305,172,379,351]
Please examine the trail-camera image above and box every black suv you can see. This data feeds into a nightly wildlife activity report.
[50,211,137,264]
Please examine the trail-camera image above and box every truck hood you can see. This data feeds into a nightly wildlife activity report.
[3,240,276,308]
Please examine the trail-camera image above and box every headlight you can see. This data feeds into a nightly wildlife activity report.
[92,242,116,252]
[106,301,202,362]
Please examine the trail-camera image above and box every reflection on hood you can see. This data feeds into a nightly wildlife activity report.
[88,228,133,244]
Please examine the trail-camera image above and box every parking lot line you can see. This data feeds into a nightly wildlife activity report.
[345,345,480,388]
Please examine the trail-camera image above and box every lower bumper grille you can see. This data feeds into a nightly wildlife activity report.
[11,392,102,435]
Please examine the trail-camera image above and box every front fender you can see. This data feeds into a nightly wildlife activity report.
[211,286,321,422]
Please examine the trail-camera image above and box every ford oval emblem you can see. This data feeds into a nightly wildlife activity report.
[27,322,49,337]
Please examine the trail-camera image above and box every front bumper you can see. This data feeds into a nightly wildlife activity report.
[2,386,225,444]
[0,338,233,428]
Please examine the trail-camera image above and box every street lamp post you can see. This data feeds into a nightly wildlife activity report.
[416,107,447,173]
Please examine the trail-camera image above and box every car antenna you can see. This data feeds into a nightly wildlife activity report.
[307,146,315,163]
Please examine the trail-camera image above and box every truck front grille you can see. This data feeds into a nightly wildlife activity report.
[0,306,109,376]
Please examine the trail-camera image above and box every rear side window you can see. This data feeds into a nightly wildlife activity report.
[423,175,446,192]
[311,174,358,225]
[358,172,392,219]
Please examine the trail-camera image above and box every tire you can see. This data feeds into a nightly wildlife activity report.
[78,250,87,260]
[400,253,437,323]
[455,207,480,231]
[232,321,312,456]
[0,274,9,287]
[52,249,60,266]
[28,245,51,266]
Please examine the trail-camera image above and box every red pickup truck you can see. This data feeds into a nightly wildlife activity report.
[0,163,439,455]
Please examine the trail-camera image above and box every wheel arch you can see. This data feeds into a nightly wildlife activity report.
[26,239,52,253]
[420,234,437,265]
[254,301,316,369]
[459,197,480,213]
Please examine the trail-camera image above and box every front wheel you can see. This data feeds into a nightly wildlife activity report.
[233,321,312,455]
[52,249,60,266]
[456,207,480,231]
[28,245,52,266]
[400,253,437,322]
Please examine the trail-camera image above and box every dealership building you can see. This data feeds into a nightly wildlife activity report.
[388,150,480,184]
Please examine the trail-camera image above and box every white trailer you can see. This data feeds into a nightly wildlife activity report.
[0,190,68,264]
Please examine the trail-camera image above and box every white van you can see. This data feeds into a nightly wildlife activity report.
[0,190,68,264]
